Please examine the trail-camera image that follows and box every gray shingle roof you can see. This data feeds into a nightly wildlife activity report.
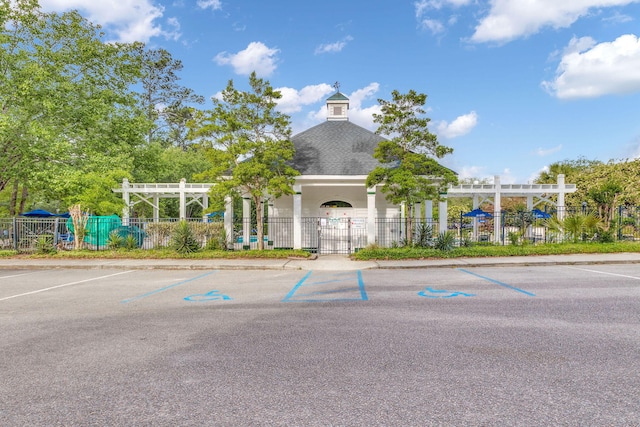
[290,120,386,175]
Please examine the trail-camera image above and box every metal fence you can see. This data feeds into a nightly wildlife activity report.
[230,217,294,250]
[3,206,640,252]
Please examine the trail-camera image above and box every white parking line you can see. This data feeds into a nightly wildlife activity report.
[566,266,640,280]
[0,271,135,302]
[0,272,34,280]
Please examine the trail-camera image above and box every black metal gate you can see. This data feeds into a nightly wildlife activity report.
[314,217,367,254]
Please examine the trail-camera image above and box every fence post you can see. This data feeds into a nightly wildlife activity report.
[12,217,18,251]
[348,217,352,254]
[53,217,60,247]
[618,205,623,241]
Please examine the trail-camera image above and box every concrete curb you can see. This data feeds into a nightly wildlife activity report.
[1,252,640,271]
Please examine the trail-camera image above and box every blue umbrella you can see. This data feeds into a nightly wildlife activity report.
[462,208,493,218]
[531,208,551,219]
[21,209,56,217]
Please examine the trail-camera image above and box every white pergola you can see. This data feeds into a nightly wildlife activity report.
[444,174,576,242]
[113,178,235,244]
[114,178,213,222]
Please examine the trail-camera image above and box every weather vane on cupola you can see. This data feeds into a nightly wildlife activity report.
[333,81,340,92]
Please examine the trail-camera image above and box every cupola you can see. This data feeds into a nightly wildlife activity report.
[326,90,349,121]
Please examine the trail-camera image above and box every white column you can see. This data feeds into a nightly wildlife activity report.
[526,195,533,210]
[179,178,187,220]
[242,195,251,249]
[268,199,274,218]
[493,175,502,243]
[267,198,273,245]
[367,187,376,246]
[472,195,480,238]
[438,195,448,235]
[414,202,422,223]
[557,174,566,220]
[153,195,160,222]
[425,200,433,221]
[293,184,302,250]
[400,201,406,241]
[121,178,130,226]
[224,196,233,248]
[201,193,209,222]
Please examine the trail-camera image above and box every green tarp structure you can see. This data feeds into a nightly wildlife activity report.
[66,215,122,247]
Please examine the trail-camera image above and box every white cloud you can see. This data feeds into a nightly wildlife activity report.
[415,0,470,35]
[437,111,478,139]
[456,165,489,180]
[542,34,640,99]
[534,144,563,156]
[275,84,335,113]
[603,11,634,23]
[197,0,222,10]
[471,0,639,44]
[342,83,382,129]
[415,0,472,15]
[348,83,380,109]
[314,36,354,55]
[500,168,518,184]
[39,0,174,43]
[420,19,446,34]
[453,165,528,183]
[214,42,280,77]
[527,166,550,183]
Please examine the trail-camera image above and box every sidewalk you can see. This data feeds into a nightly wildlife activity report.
[1,252,640,271]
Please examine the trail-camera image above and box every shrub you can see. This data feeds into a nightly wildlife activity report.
[507,231,520,246]
[36,234,55,254]
[124,234,139,250]
[106,231,124,250]
[171,220,200,254]
[413,223,434,248]
[597,229,615,243]
[459,233,473,247]
[205,227,228,251]
[434,231,456,251]
[145,222,175,248]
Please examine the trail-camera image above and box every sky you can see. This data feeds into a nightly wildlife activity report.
[39,0,640,184]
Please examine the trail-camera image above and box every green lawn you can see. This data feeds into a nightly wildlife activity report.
[352,241,640,260]
[2,241,640,261]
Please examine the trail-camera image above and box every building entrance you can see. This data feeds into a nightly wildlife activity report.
[317,217,367,254]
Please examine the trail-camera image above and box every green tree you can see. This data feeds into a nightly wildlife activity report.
[0,0,145,212]
[192,72,299,250]
[587,180,622,229]
[366,89,457,244]
[547,212,602,243]
[535,157,600,184]
[580,159,640,206]
[535,157,602,207]
[140,48,204,148]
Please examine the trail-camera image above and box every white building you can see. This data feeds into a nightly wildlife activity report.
[116,92,575,253]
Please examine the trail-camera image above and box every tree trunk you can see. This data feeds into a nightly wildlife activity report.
[19,185,28,215]
[10,180,18,216]
[255,196,264,250]
[406,203,413,245]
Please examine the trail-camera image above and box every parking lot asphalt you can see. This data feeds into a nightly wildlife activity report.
[2,263,640,425]
[1,251,640,271]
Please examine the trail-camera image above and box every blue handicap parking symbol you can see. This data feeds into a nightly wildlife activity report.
[184,290,232,302]
[418,287,475,298]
